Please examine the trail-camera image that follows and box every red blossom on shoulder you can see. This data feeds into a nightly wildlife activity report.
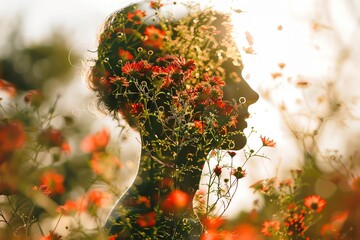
[260,135,276,147]
[81,128,110,153]
[127,9,146,24]
[136,211,156,228]
[304,195,326,212]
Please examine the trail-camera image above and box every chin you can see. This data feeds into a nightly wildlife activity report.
[231,134,247,150]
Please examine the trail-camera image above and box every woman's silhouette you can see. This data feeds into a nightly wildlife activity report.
[88,1,258,239]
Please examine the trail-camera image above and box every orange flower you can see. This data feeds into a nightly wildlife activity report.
[87,190,109,210]
[32,184,52,196]
[194,120,205,133]
[150,1,163,9]
[162,189,189,213]
[271,72,282,79]
[118,49,134,61]
[41,171,65,195]
[304,195,326,212]
[108,234,118,240]
[81,128,110,153]
[0,121,26,163]
[90,152,122,178]
[57,200,83,215]
[127,9,146,24]
[260,135,276,147]
[143,25,165,49]
[261,220,280,236]
[41,231,62,240]
[136,211,156,228]
[0,79,16,96]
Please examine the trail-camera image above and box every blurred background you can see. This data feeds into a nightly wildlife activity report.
[1,0,360,238]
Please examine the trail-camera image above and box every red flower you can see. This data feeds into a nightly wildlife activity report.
[118,49,134,61]
[24,89,44,107]
[304,195,326,212]
[351,176,360,192]
[150,1,163,9]
[162,189,190,213]
[231,167,246,179]
[193,120,205,133]
[108,234,118,240]
[32,184,52,196]
[284,209,307,236]
[122,60,151,75]
[143,25,165,49]
[0,79,16,96]
[227,151,236,158]
[0,121,26,162]
[41,171,65,195]
[260,135,276,147]
[127,9,146,24]
[90,152,122,177]
[87,190,109,209]
[214,165,222,177]
[41,231,62,240]
[261,220,280,236]
[80,128,110,153]
[57,200,83,215]
[38,128,68,150]
[136,211,156,228]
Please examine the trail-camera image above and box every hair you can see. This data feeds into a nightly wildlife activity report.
[88,1,243,131]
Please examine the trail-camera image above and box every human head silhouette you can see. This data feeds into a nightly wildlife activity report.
[89,0,258,152]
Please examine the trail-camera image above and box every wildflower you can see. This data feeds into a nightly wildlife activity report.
[108,234,118,240]
[320,211,349,238]
[193,120,205,133]
[227,151,236,158]
[122,60,151,75]
[57,200,83,215]
[261,220,280,236]
[0,121,26,163]
[127,9,146,24]
[143,25,166,49]
[24,89,44,107]
[284,208,307,236]
[41,171,65,195]
[41,231,62,240]
[304,195,326,212]
[87,190,109,209]
[32,185,52,196]
[214,165,222,177]
[90,152,122,179]
[271,72,282,79]
[232,167,246,179]
[296,80,309,88]
[80,128,110,153]
[162,189,189,213]
[130,102,144,115]
[278,62,286,69]
[38,128,67,150]
[260,135,276,147]
[150,1,163,9]
[118,49,134,61]
[0,79,16,96]
[136,211,156,228]
[136,196,151,208]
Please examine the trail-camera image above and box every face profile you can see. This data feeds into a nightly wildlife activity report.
[89,0,259,238]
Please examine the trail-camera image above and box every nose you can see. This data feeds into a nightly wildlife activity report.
[223,77,259,107]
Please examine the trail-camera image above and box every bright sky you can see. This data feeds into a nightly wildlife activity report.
[1,0,359,218]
